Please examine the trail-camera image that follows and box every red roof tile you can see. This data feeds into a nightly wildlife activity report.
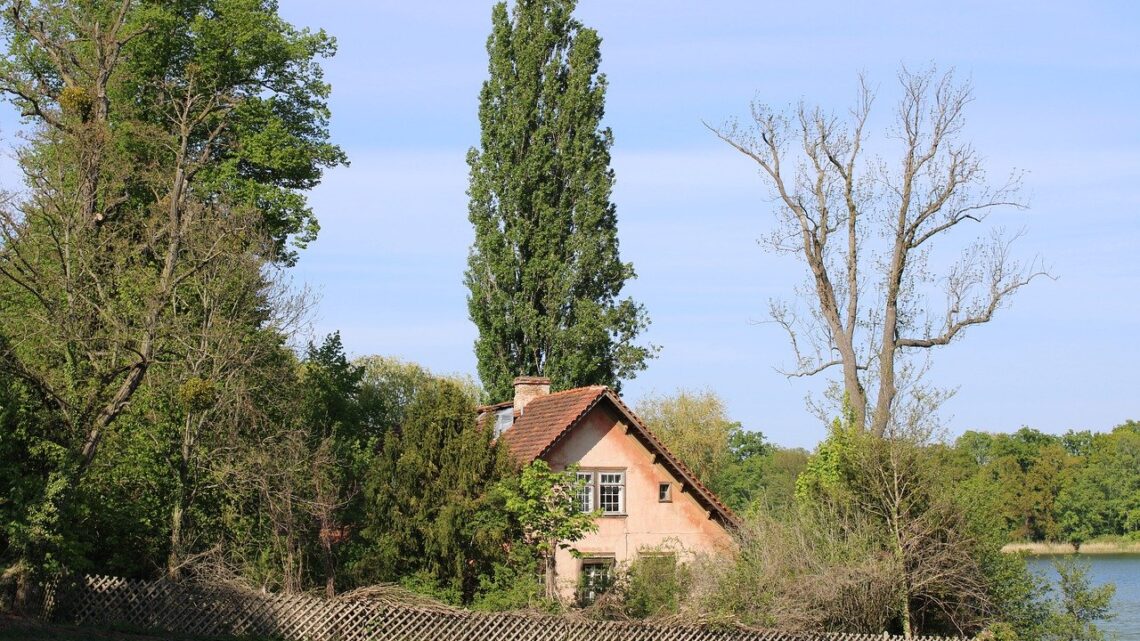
[499,386,607,462]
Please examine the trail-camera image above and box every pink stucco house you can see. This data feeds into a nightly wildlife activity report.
[480,376,738,602]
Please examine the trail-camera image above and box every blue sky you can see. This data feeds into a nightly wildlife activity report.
[5,2,1135,449]
[266,0,1140,449]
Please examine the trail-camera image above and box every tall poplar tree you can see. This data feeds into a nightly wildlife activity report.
[466,0,653,402]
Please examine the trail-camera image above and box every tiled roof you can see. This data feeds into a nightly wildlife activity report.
[499,386,607,462]
[497,386,740,528]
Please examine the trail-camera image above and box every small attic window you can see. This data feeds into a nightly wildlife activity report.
[494,407,514,437]
[658,482,672,502]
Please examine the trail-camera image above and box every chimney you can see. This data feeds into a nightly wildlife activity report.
[513,376,551,414]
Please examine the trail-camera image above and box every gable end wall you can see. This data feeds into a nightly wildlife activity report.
[542,402,734,599]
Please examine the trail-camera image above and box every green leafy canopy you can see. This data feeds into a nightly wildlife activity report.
[465,0,655,401]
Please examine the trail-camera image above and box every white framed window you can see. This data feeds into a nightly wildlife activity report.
[598,472,625,514]
[575,469,626,515]
[577,558,614,605]
[576,472,594,513]
[658,482,672,502]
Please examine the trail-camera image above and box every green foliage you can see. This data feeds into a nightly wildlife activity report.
[75,413,174,578]
[0,358,73,577]
[949,467,1053,639]
[954,428,1063,540]
[636,390,740,488]
[465,0,653,401]
[468,544,546,612]
[119,0,348,263]
[295,334,365,594]
[499,460,597,558]
[794,411,859,505]
[355,357,437,437]
[1056,422,1140,546]
[355,356,480,438]
[497,459,598,602]
[617,550,692,619]
[0,0,344,583]
[634,388,790,513]
[779,417,1053,637]
[1061,430,1095,458]
[714,430,802,514]
[950,421,1140,546]
[1043,557,1116,641]
[300,334,364,442]
[357,378,511,603]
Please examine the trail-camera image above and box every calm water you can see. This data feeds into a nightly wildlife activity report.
[1026,554,1140,640]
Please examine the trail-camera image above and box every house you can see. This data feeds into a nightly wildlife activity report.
[481,376,738,602]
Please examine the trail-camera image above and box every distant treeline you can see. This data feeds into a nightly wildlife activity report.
[638,387,1135,547]
[703,420,1140,547]
[643,390,1140,548]
[940,422,1140,545]
[696,419,1140,546]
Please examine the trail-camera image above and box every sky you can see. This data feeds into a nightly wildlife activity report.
[261,0,1140,449]
[7,1,1137,449]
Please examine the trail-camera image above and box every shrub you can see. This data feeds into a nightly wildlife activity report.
[620,551,692,619]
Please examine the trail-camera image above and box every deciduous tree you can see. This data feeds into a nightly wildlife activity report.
[466,0,654,402]
[636,390,740,489]
[1057,421,1140,545]
[0,0,344,578]
[711,67,1048,436]
[498,459,597,602]
[1045,557,1116,641]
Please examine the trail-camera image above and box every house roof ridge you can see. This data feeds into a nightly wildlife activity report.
[543,385,607,396]
[476,400,514,413]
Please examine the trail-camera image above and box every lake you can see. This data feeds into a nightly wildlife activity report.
[1026,554,1140,640]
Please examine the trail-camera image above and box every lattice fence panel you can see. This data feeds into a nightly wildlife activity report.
[54,574,970,641]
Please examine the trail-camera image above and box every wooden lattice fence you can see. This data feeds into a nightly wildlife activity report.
[50,574,970,641]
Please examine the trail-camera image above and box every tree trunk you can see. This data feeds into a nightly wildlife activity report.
[168,502,183,581]
[168,415,194,580]
[319,531,336,598]
[543,549,557,602]
[872,235,908,437]
[901,590,913,638]
[890,465,912,638]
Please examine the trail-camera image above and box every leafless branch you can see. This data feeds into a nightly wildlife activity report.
[712,65,1048,436]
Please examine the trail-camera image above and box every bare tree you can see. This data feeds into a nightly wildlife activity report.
[710,67,1049,436]
[154,262,314,580]
[847,434,995,636]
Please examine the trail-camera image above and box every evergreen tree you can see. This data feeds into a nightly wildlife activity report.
[465,0,654,401]
[297,333,364,597]
[356,378,511,603]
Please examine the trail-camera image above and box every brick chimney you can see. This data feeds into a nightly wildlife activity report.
[513,376,551,414]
